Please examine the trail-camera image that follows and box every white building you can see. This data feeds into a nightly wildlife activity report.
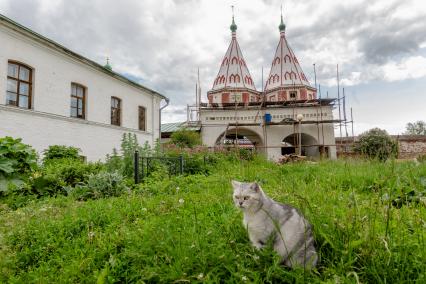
[200,14,337,160]
[0,14,168,161]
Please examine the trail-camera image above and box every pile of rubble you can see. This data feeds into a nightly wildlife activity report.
[278,154,307,164]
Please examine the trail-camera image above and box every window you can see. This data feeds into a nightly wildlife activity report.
[6,61,32,108]
[71,83,86,119]
[111,97,121,126]
[289,91,297,99]
[138,106,146,131]
[230,93,242,102]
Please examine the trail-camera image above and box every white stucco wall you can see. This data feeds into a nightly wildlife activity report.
[0,23,164,161]
[200,105,337,160]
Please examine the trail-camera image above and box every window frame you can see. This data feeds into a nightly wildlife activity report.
[289,91,297,99]
[70,82,86,119]
[138,106,146,131]
[6,61,33,109]
[110,96,122,126]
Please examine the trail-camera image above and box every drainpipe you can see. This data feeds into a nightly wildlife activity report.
[159,97,170,142]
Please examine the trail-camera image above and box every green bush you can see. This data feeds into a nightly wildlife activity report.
[417,154,426,163]
[238,148,256,161]
[163,148,217,175]
[0,136,37,192]
[28,159,104,197]
[68,171,129,200]
[105,133,161,178]
[42,145,81,163]
[354,128,398,161]
[169,129,202,148]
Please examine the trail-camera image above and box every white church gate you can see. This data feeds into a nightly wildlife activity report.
[192,13,340,161]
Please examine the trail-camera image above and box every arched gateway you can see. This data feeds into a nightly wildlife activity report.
[281,133,320,157]
[215,127,265,154]
[198,13,337,161]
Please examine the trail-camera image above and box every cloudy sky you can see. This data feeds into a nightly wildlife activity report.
[1,0,425,135]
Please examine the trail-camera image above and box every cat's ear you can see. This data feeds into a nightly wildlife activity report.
[231,180,240,189]
[251,182,260,192]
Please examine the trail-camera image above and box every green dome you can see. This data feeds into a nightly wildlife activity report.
[104,58,112,71]
[230,16,237,32]
[279,15,286,32]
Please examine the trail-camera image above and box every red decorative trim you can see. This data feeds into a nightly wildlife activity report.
[272,74,279,83]
[300,89,307,100]
[244,75,253,85]
[273,57,281,66]
[242,92,249,102]
[284,54,291,63]
[229,74,241,83]
[231,57,238,64]
[222,92,230,103]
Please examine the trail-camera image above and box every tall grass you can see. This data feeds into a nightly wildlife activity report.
[0,158,425,283]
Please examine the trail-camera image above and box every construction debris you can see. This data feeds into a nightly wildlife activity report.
[278,154,307,164]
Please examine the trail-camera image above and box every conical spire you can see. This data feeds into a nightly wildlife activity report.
[209,9,257,93]
[264,16,311,92]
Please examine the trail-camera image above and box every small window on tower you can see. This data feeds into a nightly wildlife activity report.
[290,91,297,99]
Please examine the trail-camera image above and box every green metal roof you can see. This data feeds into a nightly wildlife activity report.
[161,122,201,133]
[0,13,168,101]
[161,122,184,133]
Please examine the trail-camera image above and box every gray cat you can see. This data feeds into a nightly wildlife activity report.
[232,180,317,269]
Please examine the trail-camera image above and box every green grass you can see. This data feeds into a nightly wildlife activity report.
[1,158,425,283]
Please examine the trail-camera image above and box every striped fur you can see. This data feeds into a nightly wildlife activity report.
[232,180,318,269]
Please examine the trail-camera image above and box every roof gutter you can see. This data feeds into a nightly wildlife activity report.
[159,97,170,141]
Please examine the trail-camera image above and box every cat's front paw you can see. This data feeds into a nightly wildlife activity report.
[253,240,265,249]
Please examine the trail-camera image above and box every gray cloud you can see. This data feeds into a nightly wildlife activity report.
[1,0,426,129]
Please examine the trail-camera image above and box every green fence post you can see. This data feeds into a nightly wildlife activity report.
[179,155,184,175]
[134,150,139,184]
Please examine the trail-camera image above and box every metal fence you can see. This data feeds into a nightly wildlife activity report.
[134,150,185,183]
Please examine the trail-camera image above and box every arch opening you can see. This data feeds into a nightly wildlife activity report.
[215,128,264,154]
[281,133,320,158]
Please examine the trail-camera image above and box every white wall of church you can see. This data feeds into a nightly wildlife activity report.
[0,106,156,161]
[0,25,163,161]
[200,105,337,160]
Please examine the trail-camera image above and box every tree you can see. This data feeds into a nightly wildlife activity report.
[354,128,398,161]
[170,129,202,148]
[405,120,426,135]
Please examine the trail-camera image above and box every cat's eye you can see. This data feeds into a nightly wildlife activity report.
[244,196,250,200]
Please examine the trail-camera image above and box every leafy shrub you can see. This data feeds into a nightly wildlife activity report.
[354,128,398,161]
[0,136,37,192]
[28,159,104,197]
[68,171,129,200]
[238,148,256,161]
[42,145,81,163]
[105,133,160,178]
[417,154,426,163]
[169,129,202,148]
[0,136,37,176]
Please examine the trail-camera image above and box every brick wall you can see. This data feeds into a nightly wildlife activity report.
[336,135,426,159]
